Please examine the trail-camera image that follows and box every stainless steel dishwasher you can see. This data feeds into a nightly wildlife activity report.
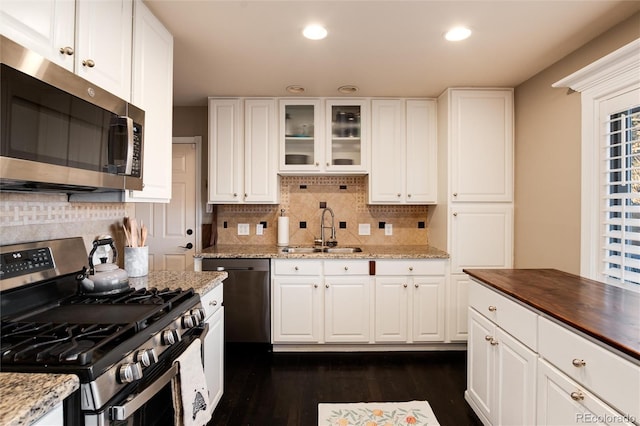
[202,258,271,343]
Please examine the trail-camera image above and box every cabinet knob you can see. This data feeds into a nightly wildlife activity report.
[209,300,218,306]
[408,266,413,272]
[314,284,318,288]
[453,212,458,217]
[572,359,587,367]
[82,59,95,68]
[453,192,458,197]
[488,305,497,312]
[344,266,349,271]
[294,266,299,271]
[485,335,493,341]
[315,162,320,166]
[403,284,408,288]
[59,46,74,55]
[415,284,419,288]
[326,162,330,167]
[233,193,238,197]
[490,339,499,346]
[244,193,247,198]
[407,194,412,198]
[570,391,585,401]
[397,193,401,197]
[325,284,330,289]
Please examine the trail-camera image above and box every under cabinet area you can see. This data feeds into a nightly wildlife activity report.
[271,258,450,348]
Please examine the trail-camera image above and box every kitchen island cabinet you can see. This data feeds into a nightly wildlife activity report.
[464,269,640,426]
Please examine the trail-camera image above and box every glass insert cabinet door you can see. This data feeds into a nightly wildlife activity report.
[280,99,321,170]
[326,99,368,171]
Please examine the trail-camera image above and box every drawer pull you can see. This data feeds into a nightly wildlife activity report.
[488,305,497,312]
[409,266,413,272]
[209,300,217,306]
[485,335,493,341]
[570,391,585,401]
[414,284,419,288]
[572,359,587,367]
[344,266,349,271]
[490,339,499,346]
[314,284,318,288]
[403,284,408,288]
[326,284,330,289]
[294,266,299,271]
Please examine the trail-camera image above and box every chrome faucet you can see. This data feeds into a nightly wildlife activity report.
[319,207,337,247]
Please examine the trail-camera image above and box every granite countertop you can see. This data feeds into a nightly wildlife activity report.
[128,270,227,296]
[0,270,226,426]
[0,373,79,426]
[464,268,640,360]
[197,244,449,259]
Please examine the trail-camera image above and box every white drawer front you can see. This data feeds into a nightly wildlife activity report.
[201,284,223,320]
[273,259,322,276]
[324,260,370,275]
[538,316,640,421]
[468,280,537,350]
[375,260,446,276]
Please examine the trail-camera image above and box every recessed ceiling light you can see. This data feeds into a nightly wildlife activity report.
[303,24,328,40]
[444,26,472,42]
[286,85,306,94]
[337,85,359,94]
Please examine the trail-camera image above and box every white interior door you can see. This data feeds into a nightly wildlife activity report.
[135,140,198,271]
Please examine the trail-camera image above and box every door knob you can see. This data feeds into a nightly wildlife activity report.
[186,229,193,235]
[180,243,194,249]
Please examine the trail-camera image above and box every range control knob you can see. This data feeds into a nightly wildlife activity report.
[191,308,206,322]
[181,314,198,329]
[161,329,181,345]
[134,349,158,367]
[118,362,143,383]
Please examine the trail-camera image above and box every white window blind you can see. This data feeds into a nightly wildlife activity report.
[603,105,640,285]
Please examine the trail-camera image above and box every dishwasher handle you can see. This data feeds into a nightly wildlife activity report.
[215,266,256,271]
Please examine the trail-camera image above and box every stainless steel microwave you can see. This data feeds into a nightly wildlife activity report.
[0,36,144,193]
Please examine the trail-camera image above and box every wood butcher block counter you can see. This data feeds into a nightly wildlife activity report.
[463,268,640,360]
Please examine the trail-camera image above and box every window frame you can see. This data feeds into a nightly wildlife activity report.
[553,38,640,289]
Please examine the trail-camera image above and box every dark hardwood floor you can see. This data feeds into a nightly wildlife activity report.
[209,344,482,426]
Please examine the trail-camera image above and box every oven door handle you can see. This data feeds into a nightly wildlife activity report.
[110,363,179,421]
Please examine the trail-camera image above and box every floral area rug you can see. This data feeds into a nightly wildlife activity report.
[318,400,440,426]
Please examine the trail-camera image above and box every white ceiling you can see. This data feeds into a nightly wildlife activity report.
[143,0,640,106]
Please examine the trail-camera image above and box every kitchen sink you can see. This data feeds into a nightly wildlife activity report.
[322,247,363,253]
[280,247,323,253]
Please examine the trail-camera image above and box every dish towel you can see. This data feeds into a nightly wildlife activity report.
[171,338,211,426]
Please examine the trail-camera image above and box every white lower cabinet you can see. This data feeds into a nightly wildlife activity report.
[374,260,446,343]
[201,285,224,415]
[33,402,63,426]
[537,359,635,426]
[272,259,447,346]
[272,276,322,342]
[467,279,640,426]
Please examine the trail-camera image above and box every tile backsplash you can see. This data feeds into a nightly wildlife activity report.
[215,176,429,246]
[0,192,133,254]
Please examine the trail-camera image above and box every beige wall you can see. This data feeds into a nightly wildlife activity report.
[514,13,640,274]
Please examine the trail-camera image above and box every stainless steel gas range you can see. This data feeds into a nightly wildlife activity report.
[0,237,206,425]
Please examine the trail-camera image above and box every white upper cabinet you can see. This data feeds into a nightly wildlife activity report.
[208,98,279,204]
[369,99,437,204]
[450,90,513,202]
[279,98,369,174]
[0,0,133,101]
[127,0,173,202]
